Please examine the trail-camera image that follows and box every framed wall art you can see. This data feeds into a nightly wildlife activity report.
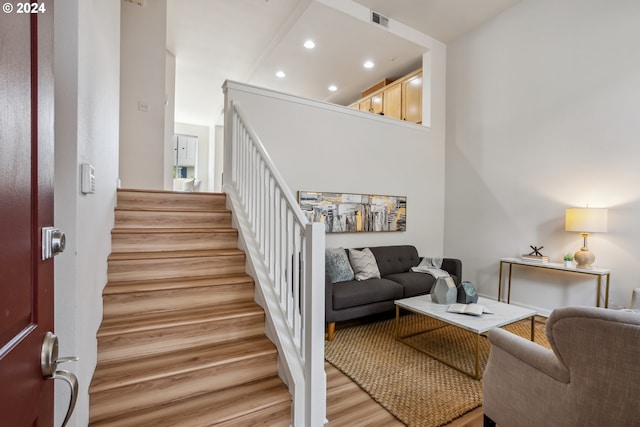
[298,191,406,233]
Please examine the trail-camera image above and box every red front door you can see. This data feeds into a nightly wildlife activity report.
[0,1,56,425]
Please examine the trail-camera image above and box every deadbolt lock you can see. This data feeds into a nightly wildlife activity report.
[42,227,66,260]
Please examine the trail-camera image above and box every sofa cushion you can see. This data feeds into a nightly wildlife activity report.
[348,248,381,281]
[384,272,459,297]
[368,245,420,276]
[325,248,354,283]
[332,278,403,310]
[384,272,437,298]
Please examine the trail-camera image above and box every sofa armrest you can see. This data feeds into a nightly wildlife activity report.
[325,273,335,322]
[442,258,462,286]
[487,328,570,383]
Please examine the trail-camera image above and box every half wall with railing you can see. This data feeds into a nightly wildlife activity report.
[223,100,326,427]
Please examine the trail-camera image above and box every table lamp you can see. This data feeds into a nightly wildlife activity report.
[565,207,608,268]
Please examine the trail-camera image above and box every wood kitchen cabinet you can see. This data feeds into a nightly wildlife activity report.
[349,68,422,124]
[356,94,383,114]
[383,83,402,119]
[402,71,422,124]
[370,94,383,114]
[358,98,371,112]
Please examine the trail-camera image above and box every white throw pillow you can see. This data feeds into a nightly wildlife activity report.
[181,178,195,192]
[348,248,381,281]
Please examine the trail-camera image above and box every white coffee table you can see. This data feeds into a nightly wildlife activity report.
[394,295,537,379]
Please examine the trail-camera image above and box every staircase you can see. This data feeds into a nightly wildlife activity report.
[89,189,291,426]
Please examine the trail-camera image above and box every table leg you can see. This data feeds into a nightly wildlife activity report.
[396,313,483,380]
[605,274,610,308]
[474,333,480,380]
[530,316,535,341]
[498,261,504,302]
[507,263,513,304]
[597,276,602,307]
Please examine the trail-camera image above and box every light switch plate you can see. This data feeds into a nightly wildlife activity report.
[81,163,95,194]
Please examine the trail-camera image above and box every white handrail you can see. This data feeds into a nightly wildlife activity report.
[223,101,326,426]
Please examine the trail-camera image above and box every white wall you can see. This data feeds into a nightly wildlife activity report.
[174,122,211,192]
[213,125,224,192]
[445,0,640,314]
[54,0,120,425]
[119,0,167,190]
[165,51,176,190]
[224,78,446,257]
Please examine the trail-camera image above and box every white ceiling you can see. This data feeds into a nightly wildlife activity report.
[166,0,520,126]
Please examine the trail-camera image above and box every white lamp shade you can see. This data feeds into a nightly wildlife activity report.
[565,208,608,233]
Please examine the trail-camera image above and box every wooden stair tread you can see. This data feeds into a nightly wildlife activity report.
[102,274,253,295]
[118,188,225,197]
[90,335,276,393]
[90,377,290,427]
[115,207,230,213]
[114,208,232,229]
[117,188,227,209]
[111,227,236,234]
[110,229,239,254]
[212,401,291,427]
[116,189,227,211]
[97,301,262,336]
[108,248,244,261]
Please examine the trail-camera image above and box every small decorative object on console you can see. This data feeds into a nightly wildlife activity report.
[528,245,544,256]
[457,281,478,304]
[431,276,457,304]
[563,253,574,268]
[521,245,549,263]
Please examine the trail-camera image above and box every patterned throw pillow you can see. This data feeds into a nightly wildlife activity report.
[348,248,381,281]
[325,248,355,283]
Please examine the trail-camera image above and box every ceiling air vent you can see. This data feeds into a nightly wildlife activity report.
[371,11,389,28]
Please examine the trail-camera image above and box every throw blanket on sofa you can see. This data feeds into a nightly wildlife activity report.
[411,257,450,279]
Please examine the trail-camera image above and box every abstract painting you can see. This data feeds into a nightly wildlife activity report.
[298,191,406,233]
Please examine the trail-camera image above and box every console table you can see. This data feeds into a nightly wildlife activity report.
[498,257,611,308]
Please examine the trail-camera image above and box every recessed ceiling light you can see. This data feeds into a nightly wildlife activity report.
[363,60,374,69]
[275,70,286,78]
[328,85,337,92]
[304,40,315,49]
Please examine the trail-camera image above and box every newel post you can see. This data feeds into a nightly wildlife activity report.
[304,222,326,426]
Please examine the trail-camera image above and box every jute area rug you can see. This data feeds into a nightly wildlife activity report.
[325,313,549,427]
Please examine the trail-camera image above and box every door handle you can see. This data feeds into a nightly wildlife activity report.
[41,332,79,427]
[42,227,66,260]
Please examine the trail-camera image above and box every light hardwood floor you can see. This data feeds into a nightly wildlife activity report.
[325,316,548,426]
[325,361,484,427]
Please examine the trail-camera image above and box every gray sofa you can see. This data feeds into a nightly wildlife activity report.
[325,245,462,341]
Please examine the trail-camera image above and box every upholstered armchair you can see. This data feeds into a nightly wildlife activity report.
[483,306,640,427]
